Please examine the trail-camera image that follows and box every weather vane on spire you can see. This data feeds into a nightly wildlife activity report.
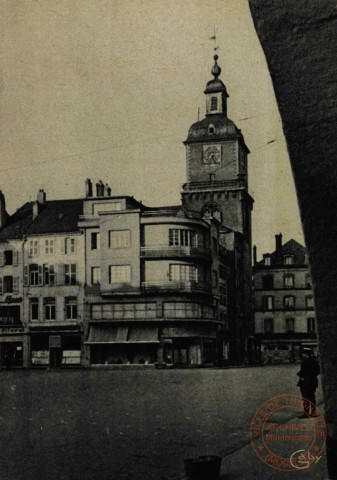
[209,25,219,52]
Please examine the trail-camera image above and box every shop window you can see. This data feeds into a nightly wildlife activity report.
[203,341,215,363]
[4,250,13,265]
[262,274,274,290]
[44,239,54,255]
[44,265,55,285]
[307,318,316,333]
[31,335,49,365]
[263,296,274,311]
[65,238,75,254]
[286,318,295,333]
[284,255,294,265]
[169,264,197,282]
[284,296,295,310]
[65,298,77,320]
[91,232,100,250]
[109,230,130,248]
[91,267,101,285]
[0,306,20,325]
[169,229,197,247]
[284,274,294,288]
[306,296,314,310]
[44,298,56,321]
[65,264,77,285]
[3,276,13,293]
[109,265,131,283]
[30,298,39,321]
[264,318,274,333]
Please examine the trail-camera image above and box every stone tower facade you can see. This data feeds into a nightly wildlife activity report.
[182,55,254,362]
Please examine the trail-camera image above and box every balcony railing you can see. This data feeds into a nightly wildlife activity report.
[141,280,212,294]
[140,245,211,259]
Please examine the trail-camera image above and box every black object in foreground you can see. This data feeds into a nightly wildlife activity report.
[184,455,222,480]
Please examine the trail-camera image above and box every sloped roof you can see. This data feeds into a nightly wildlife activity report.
[0,199,83,240]
[0,202,34,240]
[27,199,83,234]
[257,239,306,266]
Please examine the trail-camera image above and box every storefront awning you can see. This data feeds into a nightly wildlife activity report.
[127,326,159,343]
[85,325,159,344]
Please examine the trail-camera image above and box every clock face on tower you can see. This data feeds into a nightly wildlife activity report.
[203,145,221,165]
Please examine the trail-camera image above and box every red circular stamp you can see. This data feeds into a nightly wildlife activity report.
[250,394,327,471]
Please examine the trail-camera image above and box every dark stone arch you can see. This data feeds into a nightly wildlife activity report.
[249,1,337,476]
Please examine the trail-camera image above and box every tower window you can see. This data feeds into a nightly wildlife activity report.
[307,318,315,333]
[264,318,273,334]
[286,318,295,333]
[211,96,218,111]
[208,124,215,134]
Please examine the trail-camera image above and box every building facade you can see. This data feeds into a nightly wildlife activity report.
[0,55,254,368]
[0,191,84,368]
[253,234,317,363]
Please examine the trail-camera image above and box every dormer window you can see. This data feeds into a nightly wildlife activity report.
[264,256,271,266]
[211,96,218,111]
[284,254,293,265]
[208,124,215,134]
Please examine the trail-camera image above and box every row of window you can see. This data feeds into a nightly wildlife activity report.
[30,297,77,321]
[90,228,203,251]
[28,238,76,256]
[263,254,296,266]
[262,295,314,311]
[91,302,156,320]
[1,263,214,290]
[23,264,77,286]
[263,318,316,334]
[163,302,215,319]
[91,302,215,320]
[260,273,311,290]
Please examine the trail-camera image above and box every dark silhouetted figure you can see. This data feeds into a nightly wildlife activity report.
[297,347,320,418]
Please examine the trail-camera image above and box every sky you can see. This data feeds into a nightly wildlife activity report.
[0,0,304,257]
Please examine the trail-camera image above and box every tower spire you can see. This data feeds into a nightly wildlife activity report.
[204,54,228,116]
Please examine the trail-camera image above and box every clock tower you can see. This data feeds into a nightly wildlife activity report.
[182,55,253,236]
[182,55,254,364]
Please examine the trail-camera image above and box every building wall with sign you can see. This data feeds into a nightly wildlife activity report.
[0,238,25,367]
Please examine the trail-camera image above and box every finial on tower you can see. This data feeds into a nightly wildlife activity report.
[211,54,221,79]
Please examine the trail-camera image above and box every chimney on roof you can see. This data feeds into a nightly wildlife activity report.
[96,180,104,197]
[253,245,257,265]
[85,179,93,198]
[32,201,40,220]
[37,189,46,204]
[0,190,7,229]
[104,184,111,197]
[275,233,283,264]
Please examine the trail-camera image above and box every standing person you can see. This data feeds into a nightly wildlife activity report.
[297,347,320,418]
